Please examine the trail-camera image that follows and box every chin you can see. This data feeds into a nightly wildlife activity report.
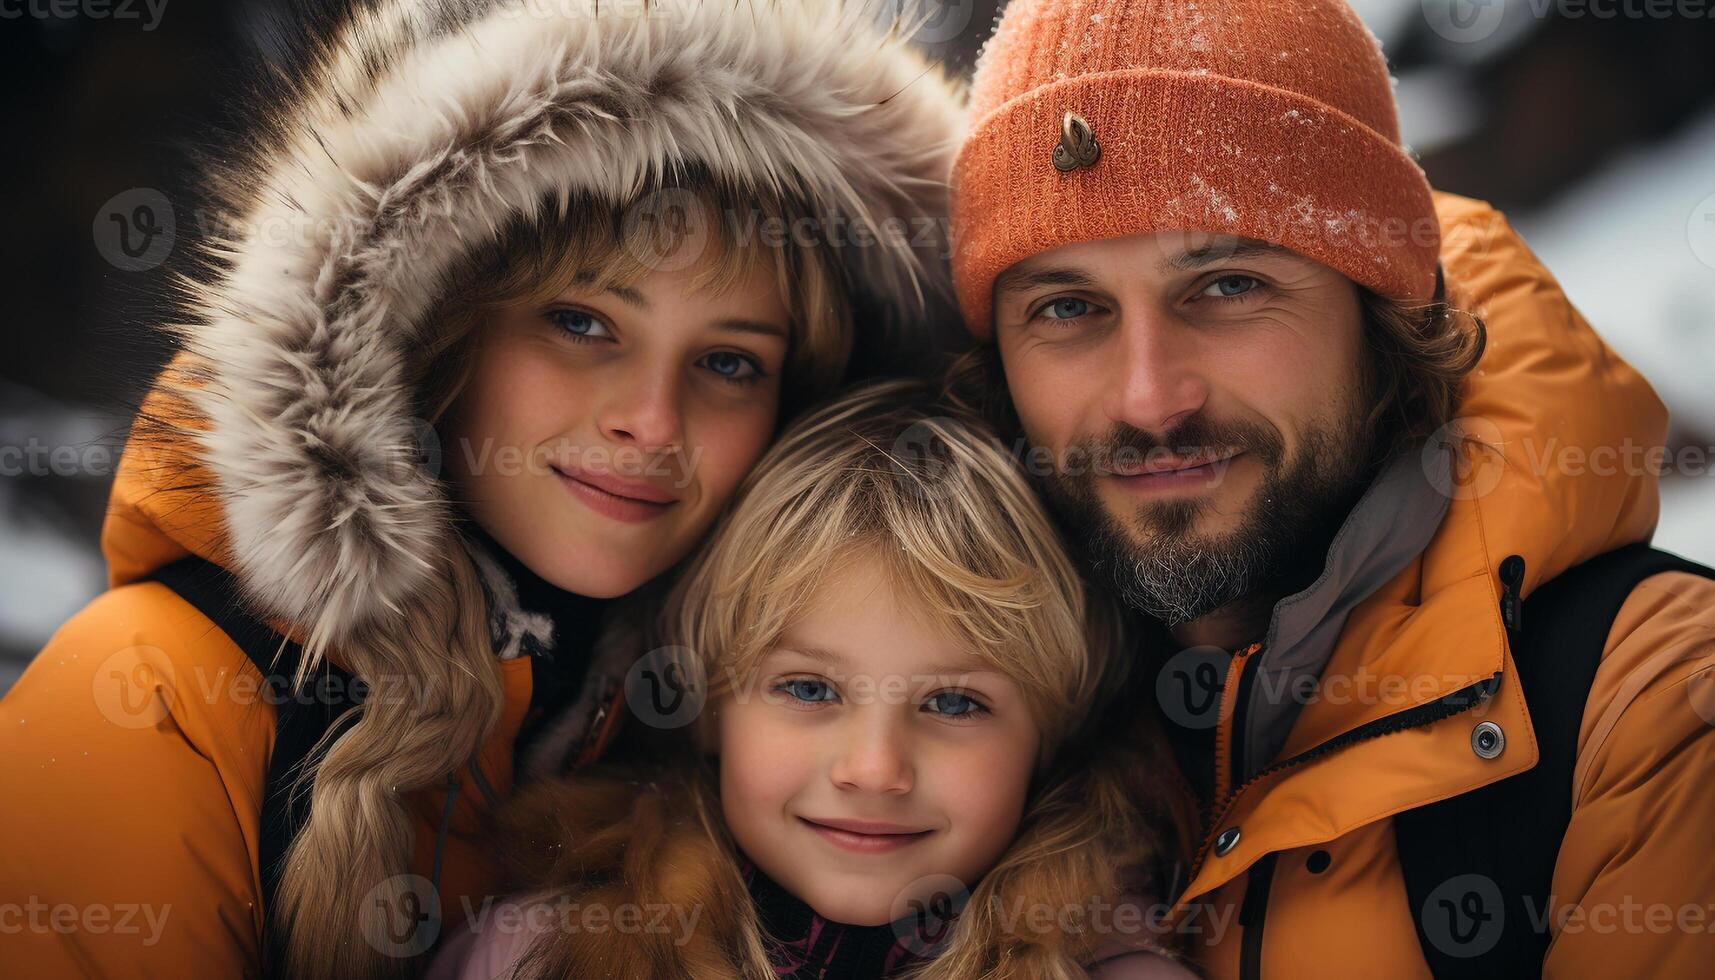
[804,892,894,927]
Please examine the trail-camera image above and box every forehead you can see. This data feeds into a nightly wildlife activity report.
[994,231,1322,293]
[763,555,998,680]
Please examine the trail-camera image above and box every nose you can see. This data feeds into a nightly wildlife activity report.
[828,712,914,796]
[1100,309,1210,434]
[595,356,685,456]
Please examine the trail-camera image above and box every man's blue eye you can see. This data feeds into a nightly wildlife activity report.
[1206,275,1258,298]
[1042,298,1091,320]
[783,679,836,703]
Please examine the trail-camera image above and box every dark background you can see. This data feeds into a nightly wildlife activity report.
[4,0,1715,690]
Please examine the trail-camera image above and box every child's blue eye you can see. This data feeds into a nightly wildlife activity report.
[778,678,837,704]
[547,308,614,340]
[925,691,987,718]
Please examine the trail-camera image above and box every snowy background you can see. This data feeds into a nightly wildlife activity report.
[3,0,1713,692]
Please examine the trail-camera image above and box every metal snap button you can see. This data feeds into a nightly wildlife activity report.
[1471,721,1505,759]
[1214,827,1242,856]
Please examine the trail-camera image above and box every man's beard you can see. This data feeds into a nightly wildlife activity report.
[1037,394,1379,628]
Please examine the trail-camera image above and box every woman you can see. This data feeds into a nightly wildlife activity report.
[0,1,962,977]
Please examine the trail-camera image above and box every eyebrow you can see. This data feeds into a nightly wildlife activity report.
[992,266,1100,298]
[768,645,999,678]
[1160,238,1293,272]
[579,285,788,340]
[992,238,1298,298]
[713,318,790,341]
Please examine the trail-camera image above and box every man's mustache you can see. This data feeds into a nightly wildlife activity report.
[1065,414,1285,474]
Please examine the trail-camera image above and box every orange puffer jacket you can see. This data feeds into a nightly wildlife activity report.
[1162,193,1715,979]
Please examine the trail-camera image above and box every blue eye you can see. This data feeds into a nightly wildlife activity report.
[700,351,761,383]
[1040,297,1092,320]
[547,308,613,339]
[778,678,837,704]
[1202,275,1259,299]
[925,691,987,718]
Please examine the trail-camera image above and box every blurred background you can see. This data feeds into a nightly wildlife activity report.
[4,0,1714,692]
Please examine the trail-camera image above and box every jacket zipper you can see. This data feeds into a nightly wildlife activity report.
[1185,672,1502,885]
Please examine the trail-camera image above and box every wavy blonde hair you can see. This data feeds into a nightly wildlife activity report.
[500,378,1184,979]
[261,181,854,979]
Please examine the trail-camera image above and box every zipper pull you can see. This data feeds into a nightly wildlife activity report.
[1499,554,1526,636]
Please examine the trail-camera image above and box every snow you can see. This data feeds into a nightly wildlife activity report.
[1509,106,1715,563]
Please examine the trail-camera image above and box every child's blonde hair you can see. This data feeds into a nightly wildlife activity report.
[501,378,1184,979]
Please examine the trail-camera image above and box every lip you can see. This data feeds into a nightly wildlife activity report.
[553,464,679,524]
[1106,450,1244,495]
[798,817,933,854]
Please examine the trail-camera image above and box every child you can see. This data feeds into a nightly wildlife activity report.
[431,379,1197,979]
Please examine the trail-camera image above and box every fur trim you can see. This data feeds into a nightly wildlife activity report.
[174,0,964,644]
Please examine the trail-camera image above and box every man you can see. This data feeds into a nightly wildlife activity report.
[947,0,1715,976]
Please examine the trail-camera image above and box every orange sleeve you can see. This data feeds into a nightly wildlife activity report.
[1544,570,1715,978]
[0,583,274,978]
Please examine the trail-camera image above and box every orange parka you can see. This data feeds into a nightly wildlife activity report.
[1162,193,1715,978]
[0,0,966,976]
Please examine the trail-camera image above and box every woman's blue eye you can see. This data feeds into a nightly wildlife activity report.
[701,351,760,382]
[1204,275,1259,299]
[780,679,836,703]
[548,308,612,339]
[1040,297,1091,320]
[925,691,985,718]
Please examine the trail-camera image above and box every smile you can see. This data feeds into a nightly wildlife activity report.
[1105,450,1244,496]
[798,817,933,854]
[552,465,679,524]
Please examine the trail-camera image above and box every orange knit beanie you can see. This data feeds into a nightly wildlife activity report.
[950,0,1440,337]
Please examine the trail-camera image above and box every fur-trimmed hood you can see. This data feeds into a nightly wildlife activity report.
[105,0,965,647]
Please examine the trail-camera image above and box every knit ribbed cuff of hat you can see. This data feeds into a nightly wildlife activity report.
[950,69,1440,337]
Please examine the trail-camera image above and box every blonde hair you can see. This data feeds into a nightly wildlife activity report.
[501,378,1184,979]
[268,181,854,979]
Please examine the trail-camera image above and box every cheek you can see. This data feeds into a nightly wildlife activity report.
[929,729,1036,873]
[447,331,584,471]
[684,398,777,505]
[718,703,808,829]
[999,343,1083,454]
